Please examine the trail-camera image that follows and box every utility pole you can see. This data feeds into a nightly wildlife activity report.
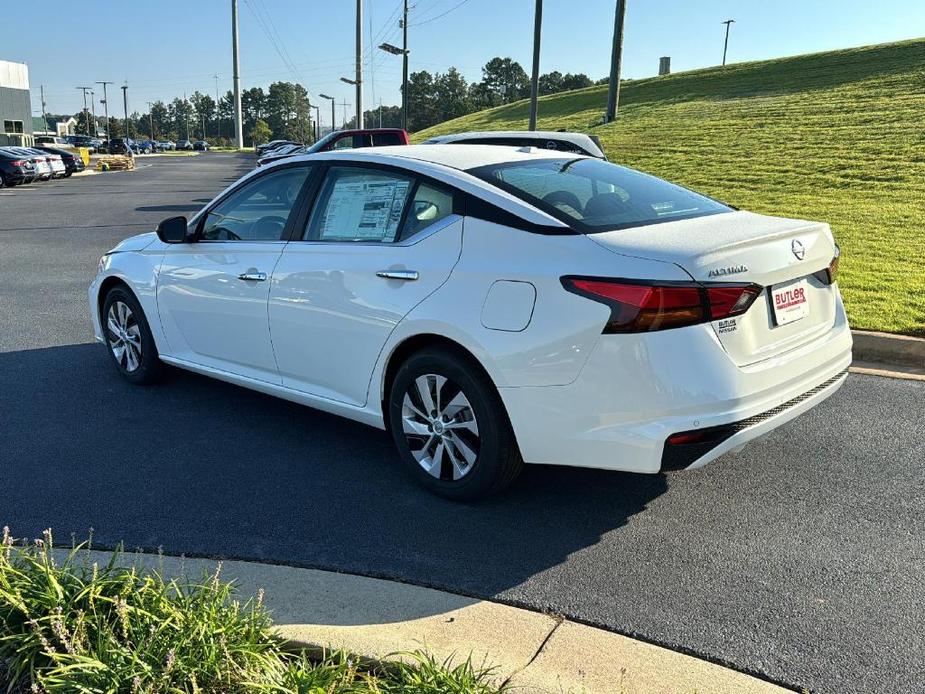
[528,0,543,130]
[355,0,363,128]
[202,113,206,140]
[379,98,383,128]
[722,19,735,66]
[121,84,129,140]
[231,0,243,148]
[320,94,335,133]
[214,74,221,141]
[89,91,97,136]
[76,87,92,135]
[96,81,113,137]
[402,0,408,130]
[339,99,350,129]
[311,104,320,140]
[146,102,155,139]
[40,85,47,134]
[605,0,627,123]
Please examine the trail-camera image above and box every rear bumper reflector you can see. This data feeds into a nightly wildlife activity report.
[660,368,850,471]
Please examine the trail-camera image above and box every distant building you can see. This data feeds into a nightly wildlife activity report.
[0,59,33,146]
[659,57,671,76]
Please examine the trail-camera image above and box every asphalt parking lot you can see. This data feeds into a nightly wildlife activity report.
[1,153,922,694]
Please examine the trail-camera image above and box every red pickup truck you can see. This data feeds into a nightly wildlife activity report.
[256,128,409,167]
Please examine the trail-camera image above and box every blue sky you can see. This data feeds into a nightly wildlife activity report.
[6,0,924,128]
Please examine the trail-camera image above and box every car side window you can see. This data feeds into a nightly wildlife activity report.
[200,166,312,241]
[400,182,455,240]
[305,167,413,243]
[373,132,403,146]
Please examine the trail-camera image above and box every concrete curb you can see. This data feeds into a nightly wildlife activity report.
[51,549,792,694]
[851,329,925,370]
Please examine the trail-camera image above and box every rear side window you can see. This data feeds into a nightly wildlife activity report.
[332,134,373,150]
[469,158,731,233]
[305,167,413,243]
[373,132,404,146]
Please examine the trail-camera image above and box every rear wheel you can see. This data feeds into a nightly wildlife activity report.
[388,347,523,500]
[101,286,162,385]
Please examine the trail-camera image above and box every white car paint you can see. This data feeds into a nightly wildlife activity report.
[89,144,851,478]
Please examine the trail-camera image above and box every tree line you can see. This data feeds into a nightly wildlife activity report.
[43,57,601,145]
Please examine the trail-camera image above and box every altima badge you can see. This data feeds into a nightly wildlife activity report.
[792,239,806,260]
[707,264,748,278]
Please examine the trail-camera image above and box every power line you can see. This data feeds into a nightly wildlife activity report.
[410,0,471,26]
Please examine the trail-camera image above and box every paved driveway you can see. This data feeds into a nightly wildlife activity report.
[1,153,922,693]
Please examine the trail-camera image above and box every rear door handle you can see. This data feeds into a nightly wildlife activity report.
[376,270,419,281]
[238,271,267,282]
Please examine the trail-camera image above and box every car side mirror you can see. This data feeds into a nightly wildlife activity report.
[156,216,189,243]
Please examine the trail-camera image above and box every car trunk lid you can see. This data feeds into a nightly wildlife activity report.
[586,210,839,366]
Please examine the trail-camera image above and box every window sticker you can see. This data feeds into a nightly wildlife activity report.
[320,176,411,242]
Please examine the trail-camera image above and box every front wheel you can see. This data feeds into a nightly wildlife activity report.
[388,347,523,500]
[101,286,162,385]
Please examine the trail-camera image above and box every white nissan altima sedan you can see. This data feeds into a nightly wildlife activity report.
[89,144,852,499]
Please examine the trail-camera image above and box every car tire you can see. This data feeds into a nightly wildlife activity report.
[101,286,163,385]
[388,346,523,500]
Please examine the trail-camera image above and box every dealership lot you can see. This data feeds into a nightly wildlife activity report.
[1,153,923,693]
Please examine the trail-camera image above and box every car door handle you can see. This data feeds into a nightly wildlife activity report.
[237,271,267,282]
[376,270,419,281]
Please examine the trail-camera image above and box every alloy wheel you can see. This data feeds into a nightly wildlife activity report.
[401,374,480,481]
[106,301,142,372]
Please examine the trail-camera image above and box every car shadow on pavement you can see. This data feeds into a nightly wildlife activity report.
[0,343,667,622]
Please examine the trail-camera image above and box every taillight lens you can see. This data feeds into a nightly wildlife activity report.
[10,159,25,166]
[812,245,840,285]
[561,277,762,333]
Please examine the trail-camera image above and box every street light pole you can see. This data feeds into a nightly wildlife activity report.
[231,0,244,148]
[146,102,154,139]
[722,19,735,66]
[214,74,221,141]
[96,81,113,137]
[320,94,335,134]
[121,84,129,141]
[355,0,363,128]
[605,0,627,123]
[528,0,543,130]
[89,91,97,137]
[76,87,92,135]
[402,0,408,130]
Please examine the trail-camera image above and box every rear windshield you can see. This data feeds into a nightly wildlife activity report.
[468,158,731,233]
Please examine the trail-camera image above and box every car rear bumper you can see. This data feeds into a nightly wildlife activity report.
[499,291,852,473]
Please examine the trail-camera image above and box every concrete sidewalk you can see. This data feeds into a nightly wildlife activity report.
[54,549,792,694]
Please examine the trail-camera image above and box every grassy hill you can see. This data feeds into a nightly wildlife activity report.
[416,39,925,335]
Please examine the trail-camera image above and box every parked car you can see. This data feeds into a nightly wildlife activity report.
[89,145,850,499]
[176,140,194,150]
[30,149,67,178]
[8,147,52,180]
[0,147,38,186]
[34,135,69,146]
[32,145,85,176]
[106,138,136,156]
[192,140,210,151]
[422,130,608,160]
[65,135,102,153]
[255,129,409,167]
[256,139,298,156]
[135,140,157,154]
[156,140,176,151]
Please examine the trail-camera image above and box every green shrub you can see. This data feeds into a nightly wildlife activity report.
[0,529,502,693]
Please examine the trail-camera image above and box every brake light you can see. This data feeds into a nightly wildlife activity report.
[561,277,762,333]
[812,245,840,285]
[9,160,25,166]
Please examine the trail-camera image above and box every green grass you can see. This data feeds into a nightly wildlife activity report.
[0,530,504,693]
[416,38,925,335]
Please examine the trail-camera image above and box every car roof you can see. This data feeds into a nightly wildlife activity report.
[322,143,587,171]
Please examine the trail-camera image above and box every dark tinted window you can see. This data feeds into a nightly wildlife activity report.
[469,158,731,233]
[373,132,403,146]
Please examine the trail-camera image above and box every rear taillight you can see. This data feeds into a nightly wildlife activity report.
[813,245,840,285]
[561,277,762,333]
[9,160,25,166]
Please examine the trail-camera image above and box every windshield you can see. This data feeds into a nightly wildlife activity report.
[468,158,731,233]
